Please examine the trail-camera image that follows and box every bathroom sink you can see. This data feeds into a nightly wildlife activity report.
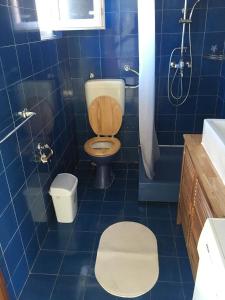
[202,119,225,185]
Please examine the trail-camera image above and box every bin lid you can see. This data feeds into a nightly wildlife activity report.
[49,173,78,196]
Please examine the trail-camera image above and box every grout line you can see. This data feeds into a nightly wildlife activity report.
[48,225,77,299]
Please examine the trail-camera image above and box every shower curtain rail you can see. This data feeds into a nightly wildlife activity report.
[0,110,36,145]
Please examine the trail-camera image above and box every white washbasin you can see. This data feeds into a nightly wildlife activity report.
[202,119,225,185]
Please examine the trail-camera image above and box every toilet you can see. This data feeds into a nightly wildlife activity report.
[84,79,125,189]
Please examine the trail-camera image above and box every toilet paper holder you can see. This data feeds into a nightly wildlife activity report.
[36,143,53,164]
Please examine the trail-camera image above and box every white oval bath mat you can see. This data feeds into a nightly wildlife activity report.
[95,222,159,298]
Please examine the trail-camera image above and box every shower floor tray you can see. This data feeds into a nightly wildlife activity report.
[139,147,183,202]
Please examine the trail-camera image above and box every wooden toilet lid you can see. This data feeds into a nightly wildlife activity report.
[88,96,122,136]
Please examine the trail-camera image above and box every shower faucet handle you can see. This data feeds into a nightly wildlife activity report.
[186,62,192,68]
[170,62,178,68]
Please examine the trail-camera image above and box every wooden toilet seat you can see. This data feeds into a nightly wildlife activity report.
[84,95,122,158]
[84,137,121,157]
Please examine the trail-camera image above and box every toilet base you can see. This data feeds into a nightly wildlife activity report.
[95,164,115,189]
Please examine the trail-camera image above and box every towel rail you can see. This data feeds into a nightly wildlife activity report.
[0,109,36,145]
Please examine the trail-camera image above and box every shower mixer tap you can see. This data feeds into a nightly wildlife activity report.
[168,0,201,107]
[170,59,185,70]
[186,62,192,68]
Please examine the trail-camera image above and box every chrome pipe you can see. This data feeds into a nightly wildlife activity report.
[181,0,187,57]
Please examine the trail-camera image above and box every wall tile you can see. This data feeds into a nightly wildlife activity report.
[105,0,120,12]
[162,10,182,34]
[208,0,225,8]
[0,203,18,250]
[206,8,225,32]
[100,35,120,58]
[67,1,139,162]
[0,134,20,169]
[176,115,195,132]
[11,255,29,297]
[0,171,11,214]
[156,115,176,131]
[0,46,20,86]
[197,96,217,114]
[0,89,14,133]
[102,12,120,35]
[17,44,33,79]
[198,77,219,95]
[80,36,100,58]
[68,37,80,58]
[0,2,78,297]
[0,58,5,90]
[4,230,24,276]
[120,0,137,12]
[120,12,138,35]
[120,34,138,57]
[5,156,25,198]
[157,1,223,144]
[101,58,120,78]
[0,5,14,47]
[26,234,39,269]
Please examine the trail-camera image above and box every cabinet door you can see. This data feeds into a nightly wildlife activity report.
[191,180,214,244]
[188,180,214,277]
[54,0,105,30]
[178,147,196,241]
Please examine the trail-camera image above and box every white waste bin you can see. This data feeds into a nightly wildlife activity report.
[49,173,78,223]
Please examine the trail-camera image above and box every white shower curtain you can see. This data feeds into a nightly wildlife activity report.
[138,0,159,179]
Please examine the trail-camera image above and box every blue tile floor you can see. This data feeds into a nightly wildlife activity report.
[19,162,194,300]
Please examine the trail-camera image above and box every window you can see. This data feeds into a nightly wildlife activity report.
[53,0,105,30]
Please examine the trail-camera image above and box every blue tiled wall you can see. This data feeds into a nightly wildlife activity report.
[156,0,225,145]
[0,1,78,298]
[64,0,139,162]
[216,2,225,117]
[218,63,225,117]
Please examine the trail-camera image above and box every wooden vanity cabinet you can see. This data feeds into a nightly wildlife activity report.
[177,135,225,279]
[0,272,9,300]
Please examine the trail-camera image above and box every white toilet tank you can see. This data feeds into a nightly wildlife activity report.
[85,79,125,115]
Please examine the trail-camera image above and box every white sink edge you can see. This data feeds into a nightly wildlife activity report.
[201,119,225,150]
[201,119,225,185]
[202,119,225,148]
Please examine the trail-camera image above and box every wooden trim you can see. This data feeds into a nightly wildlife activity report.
[177,135,225,279]
[0,272,9,300]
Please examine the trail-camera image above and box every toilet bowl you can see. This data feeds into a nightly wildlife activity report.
[84,79,125,189]
[84,137,121,157]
